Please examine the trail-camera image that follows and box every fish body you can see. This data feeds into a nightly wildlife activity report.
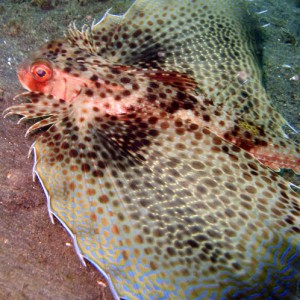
[5,0,300,299]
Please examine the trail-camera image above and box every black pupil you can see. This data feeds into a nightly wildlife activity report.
[36,68,46,77]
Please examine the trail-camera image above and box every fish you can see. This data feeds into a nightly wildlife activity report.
[4,0,300,299]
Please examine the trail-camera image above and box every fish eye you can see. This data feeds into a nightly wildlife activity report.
[30,61,52,82]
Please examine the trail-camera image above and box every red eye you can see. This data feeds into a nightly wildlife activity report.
[30,61,52,82]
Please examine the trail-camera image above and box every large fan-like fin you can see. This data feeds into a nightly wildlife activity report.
[5,90,300,299]
[4,0,300,298]
[66,0,300,173]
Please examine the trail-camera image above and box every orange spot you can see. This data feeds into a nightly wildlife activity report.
[70,165,78,171]
[160,122,169,130]
[142,258,148,264]
[134,235,143,244]
[87,178,95,185]
[150,261,158,270]
[90,201,97,206]
[99,194,109,204]
[144,248,152,255]
[97,207,104,214]
[176,128,185,135]
[194,132,202,140]
[122,250,129,260]
[102,217,109,227]
[108,211,114,217]
[87,188,96,196]
[112,225,120,235]
[103,230,110,238]
[90,213,97,222]
[94,228,100,234]
[123,225,130,234]
[76,174,82,181]
[125,238,132,247]
[133,248,140,258]
[69,182,76,191]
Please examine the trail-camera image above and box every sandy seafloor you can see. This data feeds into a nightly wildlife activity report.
[0,0,299,299]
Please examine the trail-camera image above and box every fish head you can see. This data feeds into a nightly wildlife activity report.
[17,39,98,103]
[16,38,152,117]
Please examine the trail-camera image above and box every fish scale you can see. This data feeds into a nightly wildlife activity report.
[4,0,300,299]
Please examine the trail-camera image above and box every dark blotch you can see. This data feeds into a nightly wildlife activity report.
[85,89,94,97]
[186,240,199,248]
[81,163,91,172]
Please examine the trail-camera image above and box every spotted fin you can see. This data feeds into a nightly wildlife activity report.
[222,116,300,173]
[5,88,300,299]
[68,0,300,173]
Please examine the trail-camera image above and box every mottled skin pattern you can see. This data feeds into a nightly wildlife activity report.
[4,0,300,299]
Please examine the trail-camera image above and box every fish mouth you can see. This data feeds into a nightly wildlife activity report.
[17,59,87,103]
[17,63,33,91]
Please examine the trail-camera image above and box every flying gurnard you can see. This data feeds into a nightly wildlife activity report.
[4,0,300,299]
